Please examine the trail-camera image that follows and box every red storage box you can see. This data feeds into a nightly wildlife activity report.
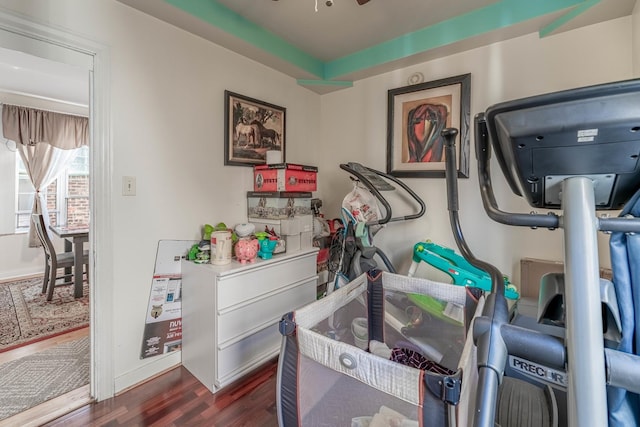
[253,163,317,192]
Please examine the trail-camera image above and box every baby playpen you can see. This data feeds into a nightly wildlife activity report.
[277,270,483,427]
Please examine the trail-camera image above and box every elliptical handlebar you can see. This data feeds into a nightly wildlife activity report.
[475,113,640,233]
[474,114,561,230]
[442,127,571,427]
[441,128,509,426]
[442,128,505,296]
[339,162,426,226]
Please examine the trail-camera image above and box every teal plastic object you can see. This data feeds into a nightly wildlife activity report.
[411,241,520,300]
[257,237,278,260]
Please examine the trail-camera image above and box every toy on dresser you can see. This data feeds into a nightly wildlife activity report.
[255,231,278,260]
[234,223,259,264]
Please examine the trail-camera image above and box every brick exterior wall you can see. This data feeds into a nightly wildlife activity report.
[67,174,90,226]
[44,175,89,227]
[46,180,58,226]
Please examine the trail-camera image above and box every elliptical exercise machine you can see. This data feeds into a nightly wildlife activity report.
[440,79,640,426]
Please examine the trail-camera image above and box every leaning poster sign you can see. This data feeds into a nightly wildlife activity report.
[140,240,196,359]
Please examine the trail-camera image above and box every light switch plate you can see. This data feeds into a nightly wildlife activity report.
[122,176,136,196]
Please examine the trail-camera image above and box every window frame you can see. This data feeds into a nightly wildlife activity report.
[14,146,89,233]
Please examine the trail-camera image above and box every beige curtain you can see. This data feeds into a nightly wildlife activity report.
[2,104,88,247]
[2,104,88,149]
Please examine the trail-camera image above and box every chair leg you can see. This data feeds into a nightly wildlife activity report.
[47,261,58,301]
[42,262,50,294]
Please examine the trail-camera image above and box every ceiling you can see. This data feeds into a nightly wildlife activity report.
[0,1,635,101]
[117,0,637,93]
[0,46,88,106]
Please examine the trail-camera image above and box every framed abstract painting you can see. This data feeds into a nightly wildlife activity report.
[386,73,471,178]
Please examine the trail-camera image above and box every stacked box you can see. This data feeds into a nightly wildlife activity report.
[249,215,314,253]
[247,191,312,219]
[248,164,318,268]
[253,163,317,192]
[248,218,286,254]
[298,215,313,249]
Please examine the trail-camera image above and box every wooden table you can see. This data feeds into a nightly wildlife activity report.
[49,225,89,298]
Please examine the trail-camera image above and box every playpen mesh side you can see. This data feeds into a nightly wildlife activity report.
[278,272,483,426]
[296,329,426,426]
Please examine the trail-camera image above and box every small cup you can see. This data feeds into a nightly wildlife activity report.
[351,317,368,350]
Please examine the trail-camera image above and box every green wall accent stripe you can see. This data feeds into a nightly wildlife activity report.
[539,0,601,38]
[164,0,324,77]
[166,0,594,84]
[324,0,585,79]
[297,79,353,88]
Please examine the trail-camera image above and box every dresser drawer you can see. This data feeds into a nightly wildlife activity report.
[216,322,281,386]
[218,278,316,345]
[217,253,316,310]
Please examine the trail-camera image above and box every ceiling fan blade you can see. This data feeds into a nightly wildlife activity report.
[356,0,371,5]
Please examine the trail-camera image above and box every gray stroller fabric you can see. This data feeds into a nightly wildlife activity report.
[608,188,640,426]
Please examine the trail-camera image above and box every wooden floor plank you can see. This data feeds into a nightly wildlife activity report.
[43,360,279,426]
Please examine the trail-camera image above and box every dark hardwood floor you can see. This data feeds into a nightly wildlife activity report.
[44,360,279,427]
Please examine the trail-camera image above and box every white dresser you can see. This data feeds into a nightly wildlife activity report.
[181,248,318,393]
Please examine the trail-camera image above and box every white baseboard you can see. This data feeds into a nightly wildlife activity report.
[113,351,182,395]
[0,269,44,282]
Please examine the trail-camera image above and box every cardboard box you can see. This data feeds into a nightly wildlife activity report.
[284,233,301,252]
[280,217,300,235]
[300,231,313,249]
[253,163,318,192]
[249,218,282,235]
[297,215,313,233]
[247,191,312,219]
[520,257,612,299]
[247,218,286,254]
[520,258,564,299]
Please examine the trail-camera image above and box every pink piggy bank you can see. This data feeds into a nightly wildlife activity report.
[235,238,259,264]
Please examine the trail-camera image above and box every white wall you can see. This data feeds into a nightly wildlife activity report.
[316,17,634,282]
[0,0,634,397]
[0,0,321,393]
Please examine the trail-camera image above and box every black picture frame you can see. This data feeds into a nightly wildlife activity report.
[386,73,471,178]
[224,90,286,167]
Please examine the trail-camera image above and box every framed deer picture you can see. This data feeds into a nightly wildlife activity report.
[224,90,286,167]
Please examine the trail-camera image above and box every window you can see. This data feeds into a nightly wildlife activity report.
[14,146,90,232]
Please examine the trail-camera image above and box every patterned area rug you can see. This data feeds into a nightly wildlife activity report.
[0,336,90,421]
[0,276,89,352]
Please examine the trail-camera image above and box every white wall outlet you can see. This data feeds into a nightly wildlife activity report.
[122,176,136,196]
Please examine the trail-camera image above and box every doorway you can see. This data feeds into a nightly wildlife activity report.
[0,8,114,423]
[0,46,90,424]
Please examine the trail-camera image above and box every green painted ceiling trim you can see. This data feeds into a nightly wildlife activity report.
[297,79,353,88]
[164,0,324,77]
[539,0,601,38]
[166,0,591,83]
[323,0,584,80]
